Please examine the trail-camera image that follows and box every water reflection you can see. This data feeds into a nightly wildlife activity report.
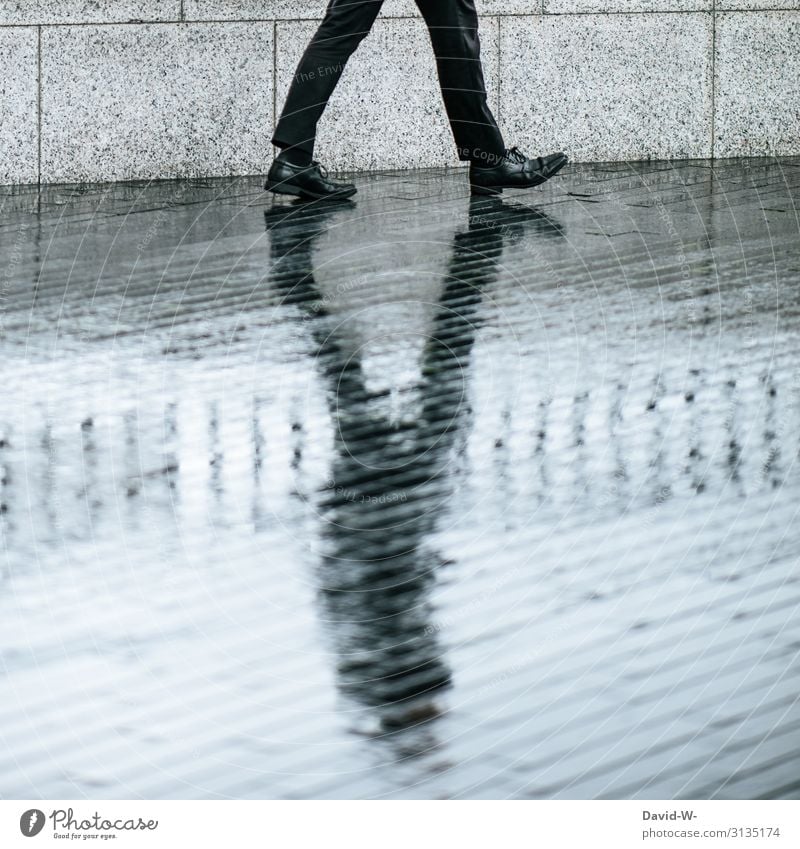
[2,163,799,798]
[265,196,566,754]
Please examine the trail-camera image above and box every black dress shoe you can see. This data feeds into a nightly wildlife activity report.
[470,147,569,195]
[265,158,357,201]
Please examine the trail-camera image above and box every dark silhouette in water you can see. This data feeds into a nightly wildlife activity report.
[265,196,565,754]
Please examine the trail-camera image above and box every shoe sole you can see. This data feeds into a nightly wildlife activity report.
[264,179,357,201]
[470,154,569,196]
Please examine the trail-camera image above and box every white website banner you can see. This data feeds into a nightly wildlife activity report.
[1,800,797,849]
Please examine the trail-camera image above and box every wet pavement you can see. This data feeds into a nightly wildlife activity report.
[1,158,799,799]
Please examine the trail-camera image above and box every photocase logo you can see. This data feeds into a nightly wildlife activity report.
[13,807,159,839]
[19,809,46,837]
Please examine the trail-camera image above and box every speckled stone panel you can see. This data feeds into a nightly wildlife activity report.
[186,0,328,19]
[274,16,501,171]
[0,1,179,25]
[184,0,537,21]
[0,27,38,185]
[715,12,800,157]
[499,13,713,162]
[544,0,710,11]
[40,23,275,183]
[717,0,800,8]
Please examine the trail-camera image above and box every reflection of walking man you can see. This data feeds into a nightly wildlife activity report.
[265,0,568,201]
[264,196,566,744]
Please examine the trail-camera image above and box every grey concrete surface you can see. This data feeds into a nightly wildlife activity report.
[0,158,799,799]
[0,4,798,184]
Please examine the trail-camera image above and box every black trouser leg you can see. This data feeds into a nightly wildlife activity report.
[415,0,506,166]
[272,0,385,158]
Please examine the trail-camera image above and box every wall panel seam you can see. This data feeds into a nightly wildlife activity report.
[36,25,42,186]
[273,20,278,154]
[711,2,716,159]
[2,10,800,28]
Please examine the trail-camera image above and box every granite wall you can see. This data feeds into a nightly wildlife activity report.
[0,0,798,184]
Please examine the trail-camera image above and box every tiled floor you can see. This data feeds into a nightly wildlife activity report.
[1,158,799,799]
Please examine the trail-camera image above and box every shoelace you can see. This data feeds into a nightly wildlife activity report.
[311,160,328,178]
[504,146,527,164]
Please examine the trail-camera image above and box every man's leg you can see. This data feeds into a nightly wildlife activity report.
[272,0,385,163]
[415,0,506,167]
[415,0,567,193]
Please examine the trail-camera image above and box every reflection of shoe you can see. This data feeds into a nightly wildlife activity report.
[466,196,566,241]
[470,148,569,195]
[265,158,357,200]
[263,197,354,230]
[264,198,354,267]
